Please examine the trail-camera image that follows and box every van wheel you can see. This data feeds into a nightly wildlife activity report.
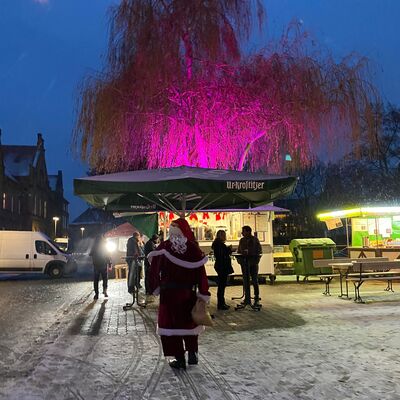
[48,264,64,279]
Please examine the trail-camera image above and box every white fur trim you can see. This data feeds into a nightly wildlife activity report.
[152,287,160,296]
[148,249,208,269]
[197,292,211,303]
[157,325,205,336]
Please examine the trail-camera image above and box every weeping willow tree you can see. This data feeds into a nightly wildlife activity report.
[74,0,379,173]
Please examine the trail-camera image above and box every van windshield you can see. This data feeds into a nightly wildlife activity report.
[49,240,67,254]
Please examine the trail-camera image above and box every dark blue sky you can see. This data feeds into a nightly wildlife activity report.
[0,0,399,220]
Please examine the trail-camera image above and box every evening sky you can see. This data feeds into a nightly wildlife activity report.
[0,0,399,219]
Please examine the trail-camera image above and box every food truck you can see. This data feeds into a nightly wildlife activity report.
[158,205,287,282]
[317,206,400,260]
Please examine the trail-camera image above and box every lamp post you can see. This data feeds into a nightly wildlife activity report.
[80,227,85,238]
[52,216,59,238]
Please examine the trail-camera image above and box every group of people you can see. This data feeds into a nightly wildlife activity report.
[90,219,262,370]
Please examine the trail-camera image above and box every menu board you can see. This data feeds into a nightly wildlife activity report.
[352,218,368,232]
[352,217,393,239]
[242,213,256,232]
[255,213,269,231]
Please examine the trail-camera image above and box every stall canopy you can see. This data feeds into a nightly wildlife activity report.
[74,166,297,213]
[104,222,138,238]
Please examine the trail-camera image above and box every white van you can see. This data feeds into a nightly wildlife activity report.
[0,231,77,278]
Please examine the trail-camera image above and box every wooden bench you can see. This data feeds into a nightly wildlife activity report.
[318,274,341,295]
[346,260,400,302]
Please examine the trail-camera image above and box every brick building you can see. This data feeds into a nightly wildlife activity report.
[0,131,69,237]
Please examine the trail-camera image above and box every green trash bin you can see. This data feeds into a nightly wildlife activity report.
[289,238,336,279]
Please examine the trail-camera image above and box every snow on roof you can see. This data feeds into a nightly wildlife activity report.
[4,169,18,183]
[2,145,36,177]
[48,175,58,191]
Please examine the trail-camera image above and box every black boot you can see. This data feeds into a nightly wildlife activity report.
[169,356,186,370]
[188,352,198,365]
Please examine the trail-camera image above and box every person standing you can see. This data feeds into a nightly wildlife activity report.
[148,218,210,370]
[126,231,144,293]
[212,230,234,310]
[143,234,160,295]
[90,234,110,300]
[237,226,262,305]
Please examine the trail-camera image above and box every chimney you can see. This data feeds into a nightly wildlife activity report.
[37,132,44,149]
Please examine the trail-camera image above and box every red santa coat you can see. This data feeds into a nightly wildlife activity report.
[148,240,210,336]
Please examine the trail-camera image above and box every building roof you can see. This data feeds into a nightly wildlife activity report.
[2,145,37,177]
[70,207,115,226]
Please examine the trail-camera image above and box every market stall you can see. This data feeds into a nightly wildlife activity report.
[155,205,288,281]
[74,166,296,281]
[317,206,400,260]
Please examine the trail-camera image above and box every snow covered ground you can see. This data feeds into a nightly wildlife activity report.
[1,277,400,399]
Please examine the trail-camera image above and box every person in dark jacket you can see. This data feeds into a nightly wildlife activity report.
[143,234,160,295]
[237,225,262,305]
[126,231,144,293]
[90,234,110,300]
[212,230,234,310]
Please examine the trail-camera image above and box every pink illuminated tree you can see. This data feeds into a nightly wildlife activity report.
[74,0,379,174]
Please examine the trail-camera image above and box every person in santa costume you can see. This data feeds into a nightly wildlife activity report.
[148,217,210,370]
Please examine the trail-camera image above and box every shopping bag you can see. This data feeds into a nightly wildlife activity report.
[191,298,213,326]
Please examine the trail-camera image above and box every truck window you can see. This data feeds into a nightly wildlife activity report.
[35,240,57,256]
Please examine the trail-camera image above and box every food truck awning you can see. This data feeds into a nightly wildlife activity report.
[317,206,400,221]
[74,166,297,213]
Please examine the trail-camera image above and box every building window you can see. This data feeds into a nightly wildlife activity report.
[11,196,14,213]
[44,201,47,218]
[2,193,6,209]
[18,199,21,215]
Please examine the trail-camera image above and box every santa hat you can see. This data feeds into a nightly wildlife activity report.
[171,218,195,241]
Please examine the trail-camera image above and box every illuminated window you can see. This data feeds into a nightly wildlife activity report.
[2,193,6,209]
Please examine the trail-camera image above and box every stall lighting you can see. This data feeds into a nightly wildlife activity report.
[317,206,400,221]
[105,239,117,253]
[317,208,361,221]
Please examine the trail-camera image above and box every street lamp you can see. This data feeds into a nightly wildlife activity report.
[80,227,85,238]
[53,216,59,238]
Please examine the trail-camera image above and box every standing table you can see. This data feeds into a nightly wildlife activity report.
[232,253,262,311]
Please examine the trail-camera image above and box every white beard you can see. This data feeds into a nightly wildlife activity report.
[169,226,187,254]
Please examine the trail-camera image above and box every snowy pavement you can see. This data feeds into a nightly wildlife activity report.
[1,277,400,399]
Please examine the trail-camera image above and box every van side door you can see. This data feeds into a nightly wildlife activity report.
[32,240,57,272]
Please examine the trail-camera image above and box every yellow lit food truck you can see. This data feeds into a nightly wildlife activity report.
[317,206,400,260]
